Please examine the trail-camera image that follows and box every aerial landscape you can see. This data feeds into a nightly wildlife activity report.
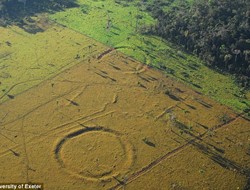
[0,0,249,189]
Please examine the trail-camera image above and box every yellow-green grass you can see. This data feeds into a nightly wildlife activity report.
[0,23,107,104]
[50,0,249,112]
[0,49,248,189]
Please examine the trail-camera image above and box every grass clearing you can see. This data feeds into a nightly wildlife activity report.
[0,49,248,189]
[0,1,249,189]
[49,0,250,113]
[0,18,107,103]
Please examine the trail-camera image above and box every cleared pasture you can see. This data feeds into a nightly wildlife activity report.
[0,17,107,104]
[0,49,248,189]
[49,0,250,112]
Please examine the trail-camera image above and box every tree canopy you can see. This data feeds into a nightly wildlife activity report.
[144,0,250,87]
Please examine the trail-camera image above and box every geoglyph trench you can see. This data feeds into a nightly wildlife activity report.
[0,44,249,189]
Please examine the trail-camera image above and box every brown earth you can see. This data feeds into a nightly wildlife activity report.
[0,46,249,189]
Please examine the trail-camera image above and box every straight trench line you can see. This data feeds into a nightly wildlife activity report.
[0,84,81,127]
[38,18,250,187]
[0,110,115,159]
[0,37,107,106]
[21,117,30,182]
[110,113,243,190]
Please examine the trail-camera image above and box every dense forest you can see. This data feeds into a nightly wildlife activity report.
[143,0,250,87]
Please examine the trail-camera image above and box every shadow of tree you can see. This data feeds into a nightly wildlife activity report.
[0,0,79,27]
[243,178,250,190]
[191,141,249,176]
[173,120,250,187]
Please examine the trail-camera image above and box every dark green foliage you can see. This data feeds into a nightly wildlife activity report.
[218,113,232,124]
[144,0,250,87]
[0,0,78,25]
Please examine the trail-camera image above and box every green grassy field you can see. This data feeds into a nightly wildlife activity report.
[49,0,249,113]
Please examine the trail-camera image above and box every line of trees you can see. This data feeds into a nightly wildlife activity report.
[143,0,250,87]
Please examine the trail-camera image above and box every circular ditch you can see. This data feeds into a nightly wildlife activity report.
[54,126,134,181]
